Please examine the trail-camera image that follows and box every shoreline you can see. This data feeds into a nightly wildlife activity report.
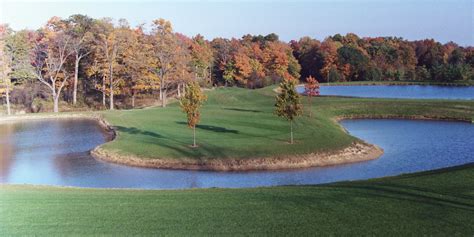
[90,142,383,171]
[1,112,471,171]
[334,114,473,123]
[0,112,384,171]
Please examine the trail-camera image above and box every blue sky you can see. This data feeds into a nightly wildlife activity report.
[1,0,472,45]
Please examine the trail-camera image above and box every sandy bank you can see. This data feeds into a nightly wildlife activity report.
[91,142,383,171]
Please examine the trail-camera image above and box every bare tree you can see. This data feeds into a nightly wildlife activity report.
[32,30,73,113]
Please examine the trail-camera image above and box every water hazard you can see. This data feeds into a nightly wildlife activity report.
[1,119,473,189]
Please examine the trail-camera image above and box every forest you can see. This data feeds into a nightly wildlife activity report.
[1,15,473,114]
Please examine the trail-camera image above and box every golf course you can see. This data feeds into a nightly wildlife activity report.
[1,86,474,235]
[93,86,474,170]
[2,1,474,235]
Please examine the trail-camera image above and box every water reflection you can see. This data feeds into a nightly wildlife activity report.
[297,85,474,100]
[0,119,473,189]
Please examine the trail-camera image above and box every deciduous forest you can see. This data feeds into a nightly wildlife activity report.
[1,15,473,114]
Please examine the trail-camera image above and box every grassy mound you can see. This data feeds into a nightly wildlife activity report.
[100,86,474,160]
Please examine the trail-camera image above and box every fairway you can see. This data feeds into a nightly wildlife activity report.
[1,164,473,236]
[96,86,474,170]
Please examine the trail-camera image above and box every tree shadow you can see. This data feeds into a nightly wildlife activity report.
[223,107,263,113]
[176,122,239,134]
[114,126,163,138]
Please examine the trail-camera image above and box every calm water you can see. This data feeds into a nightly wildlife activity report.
[1,119,473,189]
[297,85,474,100]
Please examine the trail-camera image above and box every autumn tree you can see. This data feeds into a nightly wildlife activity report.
[94,18,127,110]
[275,78,302,144]
[189,34,214,86]
[180,81,207,147]
[32,18,73,113]
[290,37,324,81]
[304,75,320,117]
[0,25,12,115]
[151,19,190,107]
[64,14,94,105]
[121,25,158,107]
[211,38,235,86]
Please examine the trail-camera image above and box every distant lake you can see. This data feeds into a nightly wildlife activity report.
[297,85,474,100]
[1,119,473,189]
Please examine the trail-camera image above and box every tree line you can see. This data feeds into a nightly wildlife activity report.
[1,15,473,114]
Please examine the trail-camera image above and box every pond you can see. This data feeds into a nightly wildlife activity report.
[1,119,473,189]
[296,85,474,100]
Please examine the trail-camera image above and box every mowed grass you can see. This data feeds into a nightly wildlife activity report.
[101,86,474,160]
[1,164,473,236]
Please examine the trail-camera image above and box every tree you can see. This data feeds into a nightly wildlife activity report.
[179,81,207,147]
[94,18,127,110]
[121,25,158,108]
[304,75,320,117]
[275,78,302,144]
[32,18,73,113]
[211,38,236,86]
[290,37,324,81]
[64,14,94,105]
[0,25,12,115]
[188,34,214,87]
[4,29,35,83]
[151,18,189,107]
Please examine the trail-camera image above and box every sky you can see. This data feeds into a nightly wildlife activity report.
[1,0,473,45]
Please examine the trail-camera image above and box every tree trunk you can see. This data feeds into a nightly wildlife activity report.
[193,125,196,147]
[162,89,167,108]
[132,92,135,108]
[177,83,181,97]
[159,74,164,104]
[309,96,312,117]
[102,75,106,107]
[5,82,11,116]
[109,63,114,110]
[290,120,294,144]
[51,79,58,113]
[73,55,80,105]
[52,91,59,113]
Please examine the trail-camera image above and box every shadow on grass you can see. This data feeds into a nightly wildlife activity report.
[176,122,239,134]
[223,108,263,113]
[114,126,163,138]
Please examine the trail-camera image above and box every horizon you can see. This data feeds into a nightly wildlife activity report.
[1,0,473,46]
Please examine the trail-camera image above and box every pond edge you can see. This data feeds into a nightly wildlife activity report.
[3,113,470,172]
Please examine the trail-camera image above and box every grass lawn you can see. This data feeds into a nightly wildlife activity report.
[1,163,473,236]
[100,86,474,160]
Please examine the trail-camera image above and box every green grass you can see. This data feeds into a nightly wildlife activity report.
[1,164,473,236]
[2,86,474,235]
[100,86,474,160]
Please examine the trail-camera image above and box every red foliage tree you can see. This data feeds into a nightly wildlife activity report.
[304,75,320,117]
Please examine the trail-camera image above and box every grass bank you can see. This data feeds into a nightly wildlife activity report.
[96,86,474,169]
[1,163,473,236]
